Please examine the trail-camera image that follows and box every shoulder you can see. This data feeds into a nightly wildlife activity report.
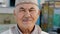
[35,25,49,34]
[41,31,49,34]
[0,29,10,34]
[0,26,17,34]
[35,25,42,31]
[0,28,14,34]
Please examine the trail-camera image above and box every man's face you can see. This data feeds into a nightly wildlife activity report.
[14,4,40,28]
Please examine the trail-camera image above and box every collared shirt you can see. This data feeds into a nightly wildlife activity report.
[1,25,49,34]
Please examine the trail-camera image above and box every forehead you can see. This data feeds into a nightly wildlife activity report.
[15,4,39,9]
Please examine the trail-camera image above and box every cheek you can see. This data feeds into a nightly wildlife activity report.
[31,12,38,21]
[17,13,24,20]
[30,13,38,25]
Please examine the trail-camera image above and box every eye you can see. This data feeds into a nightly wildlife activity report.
[29,9,35,12]
[19,9,25,12]
[19,7,25,12]
[20,9,25,11]
[29,7,36,12]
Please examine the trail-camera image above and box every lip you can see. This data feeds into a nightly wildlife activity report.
[22,20,31,24]
[23,19,32,22]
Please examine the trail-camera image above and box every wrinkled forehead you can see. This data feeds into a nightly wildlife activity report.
[15,3,39,10]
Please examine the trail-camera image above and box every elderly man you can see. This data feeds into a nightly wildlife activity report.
[1,0,49,34]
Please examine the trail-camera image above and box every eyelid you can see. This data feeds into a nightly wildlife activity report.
[30,7,34,9]
[19,10,25,12]
[29,7,35,10]
[19,9,25,10]
[29,8,35,10]
[18,9,26,13]
[29,10,34,11]
[29,10,36,12]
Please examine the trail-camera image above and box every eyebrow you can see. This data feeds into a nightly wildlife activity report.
[30,7,35,9]
[19,7,35,10]
[19,7,25,9]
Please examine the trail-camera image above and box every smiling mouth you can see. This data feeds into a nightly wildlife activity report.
[23,19,32,22]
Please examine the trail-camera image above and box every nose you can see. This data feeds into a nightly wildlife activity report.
[24,10,30,17]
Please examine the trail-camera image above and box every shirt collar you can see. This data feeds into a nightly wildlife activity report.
[16,25,40,34]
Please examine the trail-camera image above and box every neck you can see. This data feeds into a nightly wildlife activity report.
[17,25,35,33]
